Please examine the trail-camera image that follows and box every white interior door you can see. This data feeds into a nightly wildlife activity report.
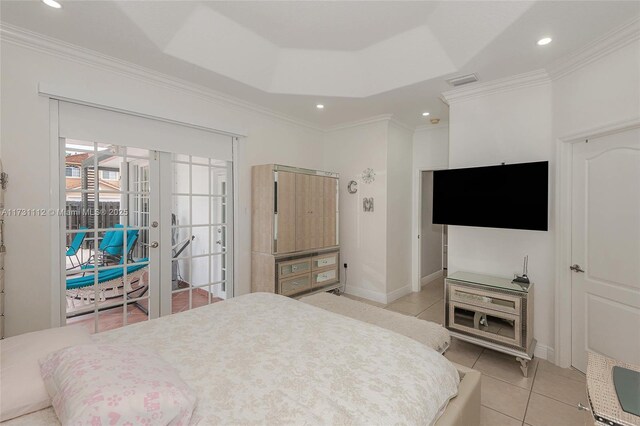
[571,127,640,372]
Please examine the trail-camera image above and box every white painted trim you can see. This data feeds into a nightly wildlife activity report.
[158,153,173,317]
[388,117,415,133]
[325,114,394,132]
[554,116,640,368]
[421,269,444,286]
[343,285,388,305]
[38,83,247,138]
[0,23,323,133]
[441,70,551,104]
[386,284,412,304]
[414,121,449,132]
[230,136,240,299]
[412,167,448,292]
[548,16,640,80]
[441,17,639,105]
[49,100,64,328]
[534,343,555,361]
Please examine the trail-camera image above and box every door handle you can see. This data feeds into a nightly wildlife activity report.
[150,241,159,248]
[570,264,585,273]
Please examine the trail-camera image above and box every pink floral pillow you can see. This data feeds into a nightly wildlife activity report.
[40,344,196,425]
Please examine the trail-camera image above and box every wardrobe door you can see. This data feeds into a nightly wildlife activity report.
[275,171,296,254]
[296,173,324,251]
[323,177,338,247]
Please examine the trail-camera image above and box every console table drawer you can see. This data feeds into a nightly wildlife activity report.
[312,252,338,270]
[279,274,312,296]
[278,258,311,278]
[448,301,522,347]
[449,283,521,316]
[312,267,338,288]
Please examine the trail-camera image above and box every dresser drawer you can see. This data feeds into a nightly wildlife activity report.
[449,283,521,316]
[448,301,522,347]
[312,252,338,270]
[278,258,311,278]
[312,267,338,288]
[279,273,312,296]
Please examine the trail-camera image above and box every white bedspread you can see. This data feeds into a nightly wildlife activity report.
[5,293,459,425]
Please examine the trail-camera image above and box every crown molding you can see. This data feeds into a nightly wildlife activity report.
[441,16,640,104]
[414,121,449,132]
[325,114,394,132]
[389,117,415,133]
[441,69,551,104]
[0,22,324,133]
[547,16,640,81]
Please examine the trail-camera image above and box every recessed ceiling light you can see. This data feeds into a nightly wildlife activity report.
[316,104,324,109]
[537,37,552,46]
[42,0,62,8]
[422,112,430,117]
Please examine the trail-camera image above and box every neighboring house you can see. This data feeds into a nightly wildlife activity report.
[65,153,121,202]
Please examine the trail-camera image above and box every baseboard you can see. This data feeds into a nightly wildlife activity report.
[421,269,444,286]
[343,285,388,305]
[534,343,555,361]
[385,284,412,304]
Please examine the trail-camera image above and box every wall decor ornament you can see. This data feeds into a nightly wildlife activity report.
[363,197,374,212]
[347,180,358,194]
[361,168,375,184]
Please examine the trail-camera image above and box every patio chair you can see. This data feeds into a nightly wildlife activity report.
[66,257,149,308]
[81,229,139,274]
[66,227,88,270]
[100,227,139,264]
[84,225,139,267]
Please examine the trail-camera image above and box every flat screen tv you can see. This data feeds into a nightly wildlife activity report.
[433,161,548,231]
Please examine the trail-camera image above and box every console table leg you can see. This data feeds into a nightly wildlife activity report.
[516,357,529,377]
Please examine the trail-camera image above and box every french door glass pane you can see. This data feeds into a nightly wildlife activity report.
[63,139,152,334]
[170,155,230,313]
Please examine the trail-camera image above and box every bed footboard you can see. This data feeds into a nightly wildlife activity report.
[435,362,481,426]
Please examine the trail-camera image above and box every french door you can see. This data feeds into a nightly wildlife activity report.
[58,101,234,333]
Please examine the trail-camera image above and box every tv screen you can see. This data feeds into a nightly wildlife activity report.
[433,161,548,231]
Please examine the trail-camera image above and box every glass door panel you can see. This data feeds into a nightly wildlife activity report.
[63,139,155,334]
[169,154,231,314]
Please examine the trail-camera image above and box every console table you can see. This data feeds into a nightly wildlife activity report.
[445,271,535,377]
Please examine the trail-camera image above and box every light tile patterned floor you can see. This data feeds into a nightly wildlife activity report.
[347,276,594,426]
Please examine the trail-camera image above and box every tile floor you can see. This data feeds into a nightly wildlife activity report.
[346,276,593,426]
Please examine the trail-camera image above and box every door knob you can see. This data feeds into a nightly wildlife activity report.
[151,221,159,228]
[569,264,585,273]
[150,241,159,248]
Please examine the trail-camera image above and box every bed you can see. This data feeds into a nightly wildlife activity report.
[4,292,480,425]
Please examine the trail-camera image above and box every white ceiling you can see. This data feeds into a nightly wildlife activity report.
[1,1,638,128]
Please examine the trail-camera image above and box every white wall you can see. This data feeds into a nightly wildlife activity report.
[413,125,450,171]
[0,40,325,337]
[447,82,556,355]
[551,38,640,365]
[322,120,389,303]
[386,122,413,299]
[411,124,449,291]
[552,40,640,137]
[420,172,442,281]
